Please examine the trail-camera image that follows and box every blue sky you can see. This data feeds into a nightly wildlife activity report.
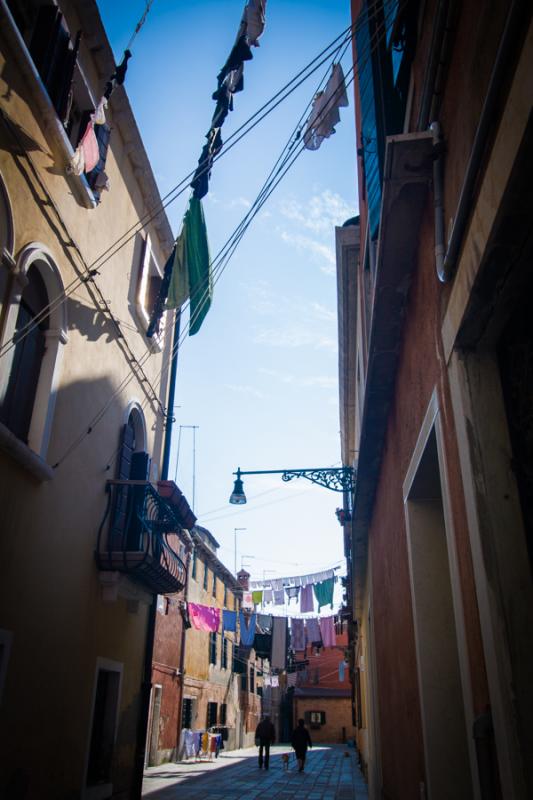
[97,0,358,597]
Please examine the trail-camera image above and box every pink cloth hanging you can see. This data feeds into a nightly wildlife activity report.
[319,615,336,648]
[188,602,220,632]
[300,584,314,613]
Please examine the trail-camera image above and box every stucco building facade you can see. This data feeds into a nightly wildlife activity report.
[338,1,533,798]
[0,1,189,797]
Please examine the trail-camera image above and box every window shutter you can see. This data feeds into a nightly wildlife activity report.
[304,711,311,724]
[29,6,64,86]
[355,2,383,240]
[128,451,150,551]
[321,711,327,725]
[110,423,135,548]
[56,29,81,125]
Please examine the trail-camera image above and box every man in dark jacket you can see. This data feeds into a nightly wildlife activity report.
[255,715,276,769]
[291,718,313,772]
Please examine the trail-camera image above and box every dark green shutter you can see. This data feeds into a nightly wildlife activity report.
[356,3,382,239]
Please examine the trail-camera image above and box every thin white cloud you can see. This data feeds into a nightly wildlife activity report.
[224,383,265,399]
[280,231,335,274]
[253,326,337,352]
[259,368,336,389]
[279,190,357,236]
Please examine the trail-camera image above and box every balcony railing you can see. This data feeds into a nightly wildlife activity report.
[96,480,187,594]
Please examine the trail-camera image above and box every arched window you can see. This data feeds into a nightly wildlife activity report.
[0,265,49,441]
[0,244,67,473]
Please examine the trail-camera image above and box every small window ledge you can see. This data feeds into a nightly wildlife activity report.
[0,421,54,481]
[0,0,97,210]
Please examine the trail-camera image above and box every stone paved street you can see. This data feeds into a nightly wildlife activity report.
[143,744,368,799]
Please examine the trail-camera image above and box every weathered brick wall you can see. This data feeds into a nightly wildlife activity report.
[293,698,356,744]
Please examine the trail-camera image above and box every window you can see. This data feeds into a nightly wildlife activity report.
[222,637,228,670]
[206,701,218,728]
[212,572,217,598]
[0,244,67,470]
[209,632,217,665]
[240,673,247,692]
[135,235,166,345]
[85,659,122,791]
[182,698,193,730]
[249,666,255,694]
[203,563,209,591]
[192,551,197,580]
[220,703,227,726]
[305,710,326,728]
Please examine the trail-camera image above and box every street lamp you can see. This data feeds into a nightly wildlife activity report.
[229,466,355,504]
[234,527,247,574]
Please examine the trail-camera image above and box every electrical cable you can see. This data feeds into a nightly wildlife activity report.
[0,23,357,359]
[23,4,402,470]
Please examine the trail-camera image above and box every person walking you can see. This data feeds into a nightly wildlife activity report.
[291,718,312,772]
[255,715,276,769]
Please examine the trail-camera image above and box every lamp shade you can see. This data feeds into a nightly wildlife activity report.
[229,474,246,504]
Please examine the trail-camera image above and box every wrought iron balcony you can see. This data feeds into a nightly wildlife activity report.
[96,480,187,594]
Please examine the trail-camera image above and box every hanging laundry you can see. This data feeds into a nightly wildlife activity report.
[285,586,300,604]
[263,588,273,604]
[300,584,314,613]
[253,632,272,659]
[271,578,283,591]
[69,118,100,175]
[339,660,346,682]
[319,615,336,648]
[257,613,272,631]
[222,609,237,633]
[242,591,254,609]
[313,577,334,611]
[287,671,297,687]
[252,590,263,605]
[166,196,212,336]
[270,674,279,688]
[270,616,288,670]
[243,0,268,46]
[183,729,196,758]
[201,731,209,753]
[273,589,285,605]
[305,617,322,645]
[291,618,305,651]
[304,63,348,151]
[239,610,256,646]
[263,674,271,687]
[103,49,132,99]
[188,602,220,632]
[191,127,223,199]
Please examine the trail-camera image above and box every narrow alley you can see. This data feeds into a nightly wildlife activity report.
[142,745,367,800]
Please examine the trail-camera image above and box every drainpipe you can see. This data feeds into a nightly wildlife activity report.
[437,0,527,282]
[430,122,446,282]
[132,310,181,796]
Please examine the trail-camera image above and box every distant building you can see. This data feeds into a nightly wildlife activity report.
[339,1,533,798]
[181,531,262,753]
[292,626,356,745]
[0,1,188,797]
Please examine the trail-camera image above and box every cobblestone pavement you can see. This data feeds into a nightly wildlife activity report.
[143,743,368,799]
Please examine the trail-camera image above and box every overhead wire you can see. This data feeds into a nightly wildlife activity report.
[0,23,357,361]
[32,3,402,470]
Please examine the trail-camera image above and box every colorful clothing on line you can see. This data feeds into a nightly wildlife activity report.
[319,615,336,648]
[339,660,346,682]
[305,617,321,644]
[285,585,300,604]
[189,602,220,632]
[252,590,263,605]
[273,588,285,605]
[291,618,305,651]
[222,609,237,633]
[270,616,288,669]
[262,588,273,604]
[239,610,256,646]
[300,584,314,613]
[313,577,334,611]
[257,613,272,631]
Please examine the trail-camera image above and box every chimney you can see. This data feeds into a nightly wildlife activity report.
[237,569,250,590]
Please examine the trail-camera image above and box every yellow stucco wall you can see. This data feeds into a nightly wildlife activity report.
[0,6,175,797]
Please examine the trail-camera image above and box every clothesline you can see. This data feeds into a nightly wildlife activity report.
[249,565,340,590]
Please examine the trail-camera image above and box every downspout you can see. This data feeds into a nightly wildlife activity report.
[132,309,181,796]
[437,0,527,282]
